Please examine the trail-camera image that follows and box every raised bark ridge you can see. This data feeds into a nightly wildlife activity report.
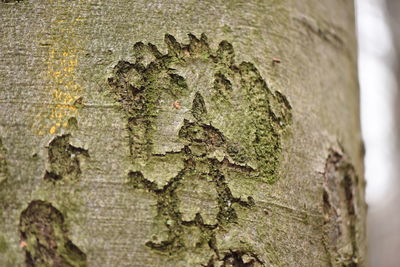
[107,33,291,265]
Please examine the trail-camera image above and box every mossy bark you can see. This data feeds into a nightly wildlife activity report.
[0,0,366,266]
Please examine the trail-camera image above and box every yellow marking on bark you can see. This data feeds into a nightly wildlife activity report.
[33,14,85,135]
[45,44,80,134]
[49,126,57,135]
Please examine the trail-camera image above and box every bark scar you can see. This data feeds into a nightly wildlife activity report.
[107,33,290,264]
[44,134,89,182]
[19,200,86,267]
[322,149,362,266]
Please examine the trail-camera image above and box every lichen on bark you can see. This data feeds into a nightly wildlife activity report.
[107,33,291,185]
[107,33,291,264]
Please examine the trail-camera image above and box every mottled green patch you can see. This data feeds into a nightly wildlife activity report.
[108,33,291,185]
[108,33,291,262]
[0,235,8,253]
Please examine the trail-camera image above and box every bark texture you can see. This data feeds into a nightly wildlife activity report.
[0,0,366,266]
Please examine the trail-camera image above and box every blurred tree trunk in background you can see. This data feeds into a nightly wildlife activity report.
[386,2,400,135]
[0,1,366,266]
[369,1,400,266]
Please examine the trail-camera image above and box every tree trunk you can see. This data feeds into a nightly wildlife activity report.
[0,1,366,266]
[368,1,400,266]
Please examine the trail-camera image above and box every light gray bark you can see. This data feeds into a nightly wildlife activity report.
[0,0,366,266]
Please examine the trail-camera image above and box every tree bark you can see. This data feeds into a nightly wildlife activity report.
[0,0,366,266]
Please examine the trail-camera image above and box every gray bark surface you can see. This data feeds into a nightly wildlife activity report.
[0,0,366,266]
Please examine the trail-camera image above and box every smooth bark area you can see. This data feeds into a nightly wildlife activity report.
[0,1,366,266]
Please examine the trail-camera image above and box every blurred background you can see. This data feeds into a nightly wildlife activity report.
[356,0,400,266]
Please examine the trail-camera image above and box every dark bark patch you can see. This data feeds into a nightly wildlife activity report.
[207,250,264,267]
[192,92,207,122]
[178,120,225,148]
[214,72,233,94]
[44,135,89,182]
[322,149,362,266]
[19,200,86,267]
[1,0,23,3]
